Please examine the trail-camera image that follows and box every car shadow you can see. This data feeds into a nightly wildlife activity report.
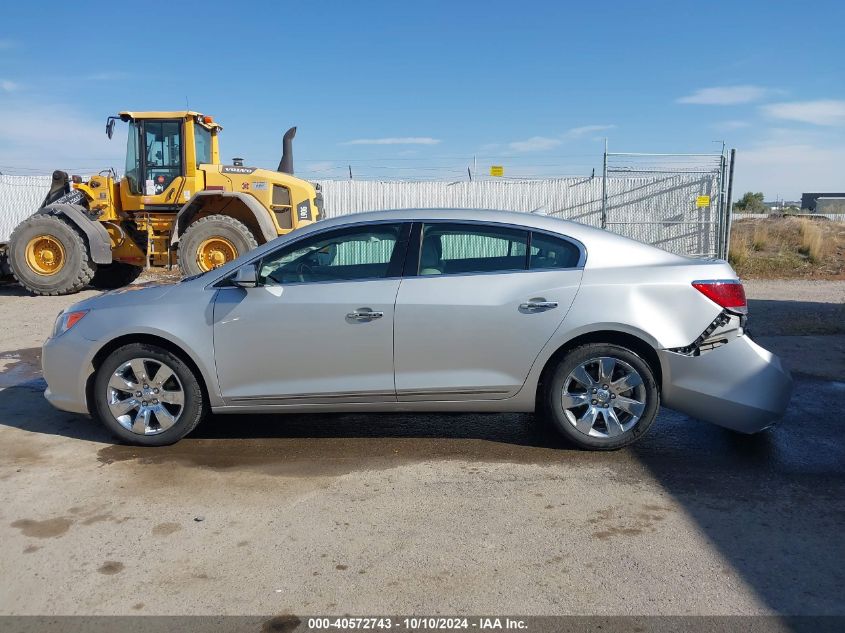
[629,370,845,618]
[0,377,573,451]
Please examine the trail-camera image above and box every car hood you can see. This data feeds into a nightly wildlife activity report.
[68,282,178,312]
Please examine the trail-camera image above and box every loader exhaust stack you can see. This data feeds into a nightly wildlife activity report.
[278,127,297,174]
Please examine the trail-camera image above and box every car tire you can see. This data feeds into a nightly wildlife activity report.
[92,343,206,446]
[545,343,659,450]
[177,215,258,277]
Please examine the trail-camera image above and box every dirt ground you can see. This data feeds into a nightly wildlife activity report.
[0,276,843,618]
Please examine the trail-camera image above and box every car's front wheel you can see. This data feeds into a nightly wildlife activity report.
[92,343,206,446]
[545,343,659,450]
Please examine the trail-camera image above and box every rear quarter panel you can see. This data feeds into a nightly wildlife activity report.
[511,256,738,408]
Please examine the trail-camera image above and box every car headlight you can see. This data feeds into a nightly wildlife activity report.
[53,310,89,337]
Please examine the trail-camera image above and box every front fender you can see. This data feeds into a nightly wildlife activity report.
[39,203,112,264]
[171,191,277,245]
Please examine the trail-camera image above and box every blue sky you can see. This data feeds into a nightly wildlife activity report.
[0,0,843,199]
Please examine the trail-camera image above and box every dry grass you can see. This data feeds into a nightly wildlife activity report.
[729,217,845,279]
[751,224,769,251]
[798,220,830,263]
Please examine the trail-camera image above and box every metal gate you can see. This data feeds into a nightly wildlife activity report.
[601,147,731,258]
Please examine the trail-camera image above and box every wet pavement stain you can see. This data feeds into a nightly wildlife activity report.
[151,522,182,536]
[10,517,72,538]
[587,503,673,540]
[81,514,113,526]
[0,347,42,388]
[97,561,125,575]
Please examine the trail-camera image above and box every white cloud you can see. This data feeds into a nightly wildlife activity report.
[507,125,615,152]
[508,136,561,152]
[761,100,845,126]
[677,85,770,105]
[711,120,750,131]
[1,80,19,92]
[340,137,441,146]
[0,104,125,171]
[564,124,615,138]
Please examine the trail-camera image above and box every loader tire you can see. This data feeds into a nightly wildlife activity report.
[8,213,96,296]
[90,262,143,290]
[177,214,258,277]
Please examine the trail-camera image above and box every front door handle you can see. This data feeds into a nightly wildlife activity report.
[519,299,559,311]
[346,309,384,321]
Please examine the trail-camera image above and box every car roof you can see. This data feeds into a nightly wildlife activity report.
[312,207,595,238]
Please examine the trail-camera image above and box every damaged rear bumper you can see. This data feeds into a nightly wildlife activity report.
[658,335,792,433]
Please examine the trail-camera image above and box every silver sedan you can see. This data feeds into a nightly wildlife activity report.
[42,209,792,450]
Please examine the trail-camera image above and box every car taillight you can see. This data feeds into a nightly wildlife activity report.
[692,280,747,314]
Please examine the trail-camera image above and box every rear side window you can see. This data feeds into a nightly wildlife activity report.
[529,233,581,269]
[419,223,528,276]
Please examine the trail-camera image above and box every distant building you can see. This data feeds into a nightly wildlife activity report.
[801,192,845,212]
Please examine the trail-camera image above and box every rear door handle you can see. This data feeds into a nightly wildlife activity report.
[346,309,384,321]
[519,299,559,311]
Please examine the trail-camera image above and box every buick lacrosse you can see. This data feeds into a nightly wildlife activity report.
[43,209,792,450]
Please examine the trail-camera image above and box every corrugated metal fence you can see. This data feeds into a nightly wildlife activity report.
[0,175,51,243]
[3,173,725,258]
[315,173,723,257]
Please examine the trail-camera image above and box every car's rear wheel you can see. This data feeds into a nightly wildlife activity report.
[92,343,205,446]
[545,343,659,450]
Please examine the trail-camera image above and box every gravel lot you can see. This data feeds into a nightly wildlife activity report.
[0,277,843,617]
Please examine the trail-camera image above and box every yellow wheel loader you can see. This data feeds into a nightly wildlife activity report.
[7,111,323,295]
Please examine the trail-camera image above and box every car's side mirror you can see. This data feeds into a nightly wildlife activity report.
[231,265,258,288]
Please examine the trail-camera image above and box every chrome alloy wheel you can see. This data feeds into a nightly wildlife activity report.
[106,358,185,435]
[561,356,647,438]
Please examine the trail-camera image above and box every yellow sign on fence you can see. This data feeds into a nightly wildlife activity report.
[696,195,711,208]
[490,165,504,177]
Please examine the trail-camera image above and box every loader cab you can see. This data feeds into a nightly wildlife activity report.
[114,111,221,213]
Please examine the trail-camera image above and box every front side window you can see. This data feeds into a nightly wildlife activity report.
[419,223,528,276]
[143,120,182,194]
[529,233,582,269]
[259,224,404,285]
[195,124,212,166]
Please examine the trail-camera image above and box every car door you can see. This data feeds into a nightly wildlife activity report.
[394,222,584,401]
[212,222,410,405]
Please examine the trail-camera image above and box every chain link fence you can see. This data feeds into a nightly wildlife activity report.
[602,151,729,258]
